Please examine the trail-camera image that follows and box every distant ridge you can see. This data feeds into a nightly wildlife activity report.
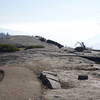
[0,27,28,36]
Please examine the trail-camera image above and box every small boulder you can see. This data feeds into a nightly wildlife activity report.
[78,75,88,80]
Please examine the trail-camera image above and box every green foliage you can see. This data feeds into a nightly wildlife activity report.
[0,32,10,36]
[0,44,20,52]
[25,45,45,50]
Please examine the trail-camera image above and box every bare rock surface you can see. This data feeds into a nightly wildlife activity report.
[0,35,59,49]
[43,88,100,100]
[0,36,100,100]
[43,70,100,100]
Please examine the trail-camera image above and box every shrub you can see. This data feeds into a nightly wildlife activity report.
[75,42,87,52]
[25,45,45,50]
[47,39,64,48]
[75,47,84,52]
[0,44,20,52]
[35,36,46,42]
[39,37,46,42]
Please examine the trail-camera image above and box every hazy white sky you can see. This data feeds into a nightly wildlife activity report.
[0,0,100,48]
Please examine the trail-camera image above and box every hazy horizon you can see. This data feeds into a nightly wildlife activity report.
[0,0,100,49]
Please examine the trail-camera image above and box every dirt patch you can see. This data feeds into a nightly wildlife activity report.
[0,66,42,100]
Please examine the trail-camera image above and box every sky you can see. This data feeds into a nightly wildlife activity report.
[0,0,100,48]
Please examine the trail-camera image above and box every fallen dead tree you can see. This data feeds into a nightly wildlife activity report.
[0,69,4,81]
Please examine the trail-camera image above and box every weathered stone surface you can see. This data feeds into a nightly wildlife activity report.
[91,71,100,78]
[43,71,57,77]
[1,36,100,100]
[43,69,100,100]
[40,71,61,89]
[64,63,100,71]
[43,88,100,100]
